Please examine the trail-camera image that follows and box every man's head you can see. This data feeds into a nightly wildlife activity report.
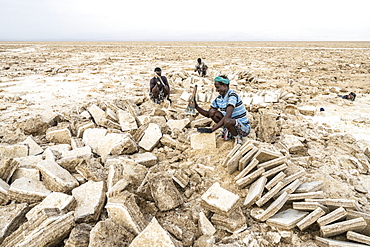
[197,58,202,64]
[154,67,162,76]
[214,76,230,96]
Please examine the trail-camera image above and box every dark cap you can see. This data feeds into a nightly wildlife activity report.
[154,67,161,72]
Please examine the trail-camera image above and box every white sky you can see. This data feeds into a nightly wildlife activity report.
[1,0,370,41]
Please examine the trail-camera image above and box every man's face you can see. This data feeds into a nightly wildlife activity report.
[214,81,228,96]
[155,70,162,76]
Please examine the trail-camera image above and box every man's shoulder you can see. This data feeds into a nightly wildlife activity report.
[228,89,239,97]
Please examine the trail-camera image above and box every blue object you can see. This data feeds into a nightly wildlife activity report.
[320,108,325,112]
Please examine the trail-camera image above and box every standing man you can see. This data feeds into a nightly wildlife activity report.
[194,58,208,77]
[195,76,250,145]
[149,67,171,104]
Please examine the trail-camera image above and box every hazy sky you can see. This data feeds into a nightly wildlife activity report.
[1,0,369,41]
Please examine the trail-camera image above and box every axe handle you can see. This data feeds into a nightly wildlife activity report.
[191,85,198,97]
[188,85,198,103]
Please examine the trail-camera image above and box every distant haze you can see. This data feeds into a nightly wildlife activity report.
[1,0,369,41]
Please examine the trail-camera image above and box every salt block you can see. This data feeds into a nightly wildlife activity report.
[315,236,369,247]
[211,206,247,232]
[201,182,240,216]
[72,181,106,223]
[83,128,107,153]
[289,191,324,201]
[244,176,267,207]
[259,192,290,222]
[105,191,147,235]
[0,144,28,159]
[265,172,286,190]
[255,148,282,163]
[0,203,28,241]
[256,181,285,207]
[139,123,162,151]
[26,192,74,220]
[236,167,264,189]
[0,179,10,205]
[23,136,43,156]
[76,122,95,138]
[88,104,106,126]
[238,147,259,171]
[40,109,62,125]
[298,105,316,116]
[167,119,190,132]
[235,158,258,181]
[266,208,309,230]
[262,164,287,178]
[347,209,370,236]
[295,180,324,193]
[317,207,347,227]
[296,207,326,231]
[320,217,367,238]
[347,231,370,246]
[132,152,157,167]
[190,132,216,150]
[130,217,175,247]
[292,202,328,212]
[11,167,40,186]
[199,212,216,235]
[36,160,79,193]
[97,133,138,157]
[118,109,138,132]
[325,198,361,211]
[264,93,279,103]
[46,127,72,144]
[0,158,20,183]
[180,91,191,101]
[190,117,212,128]
[257,156,287,170]
[8,177,51,204]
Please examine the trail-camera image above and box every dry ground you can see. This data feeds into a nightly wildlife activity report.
[1,41,370,246]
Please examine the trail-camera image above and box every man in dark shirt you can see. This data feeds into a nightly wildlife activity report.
[194,58,208,77]
[149,67,171,104]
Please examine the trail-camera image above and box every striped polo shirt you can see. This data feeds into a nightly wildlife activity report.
[211,89,249,125]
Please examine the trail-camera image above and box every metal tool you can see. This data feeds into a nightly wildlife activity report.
[197,127,212,133]
[185,85,197,115]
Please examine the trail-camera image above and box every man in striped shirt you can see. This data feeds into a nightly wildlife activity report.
[195,76,251,145]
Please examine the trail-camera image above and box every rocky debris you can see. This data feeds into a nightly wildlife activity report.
[129,217,177,247]
[0,42,370,246]
[88,218,134,246]
[0,157,19,183]
[36,159,79,192]
[149,173,184,211]
[198,211,216,235]
[0,144,28,159]
[1,208,75,247]
[105,191,148,235]
[45,124,72,144]
[8,177,51,203]
[64,223,93,247]
[0,203,28,244]
[72,180,106,223]
[25,192,75,220]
